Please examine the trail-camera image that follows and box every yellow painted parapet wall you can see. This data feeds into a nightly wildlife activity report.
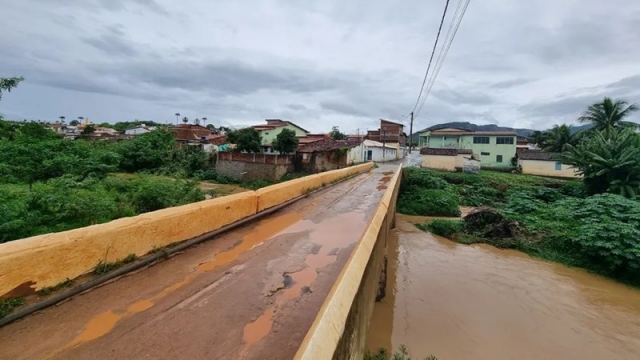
[294,165,402,360]
[0,162,374,298]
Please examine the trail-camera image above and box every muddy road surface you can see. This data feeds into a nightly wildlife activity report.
[367,215,640,360]
[0,166,395,360]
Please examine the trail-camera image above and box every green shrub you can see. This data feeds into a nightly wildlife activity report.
[398,188,460,217]
[402,168,449,190]
[420,219,463,237]
[0,297,24,319]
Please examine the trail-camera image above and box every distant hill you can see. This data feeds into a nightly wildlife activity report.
[409,122,535,143]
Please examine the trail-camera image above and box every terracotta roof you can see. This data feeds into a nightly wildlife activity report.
[297,138,347,153]
[206,134,227,145]
[171,124,211,141]
[429,131,518,136]
[251,119,310,133]
[518,150,562,161]
[420,148,473,156]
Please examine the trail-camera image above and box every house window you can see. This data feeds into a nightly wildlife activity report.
[555,162,562,171]
[481,152,490,156]
[473,136,490,144]
[496,137,514,145]
[496,155,503,163]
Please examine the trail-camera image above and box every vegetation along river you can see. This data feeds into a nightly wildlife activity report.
[366,215,640,360]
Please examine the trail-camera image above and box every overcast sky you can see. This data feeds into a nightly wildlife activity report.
[1,0,639,133]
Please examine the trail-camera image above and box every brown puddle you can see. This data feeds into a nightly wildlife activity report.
[239,211,367,356]
[367,215,640,360]
[60,212,302,353]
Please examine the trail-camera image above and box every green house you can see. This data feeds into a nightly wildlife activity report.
[418,128,517,168]
[252,119,310,152]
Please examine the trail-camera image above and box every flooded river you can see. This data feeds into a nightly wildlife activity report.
[366,215,640,360]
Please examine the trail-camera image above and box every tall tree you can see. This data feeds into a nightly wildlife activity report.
[175,113,180,124]
[59,116,66,124]
[202,117,208,127]
[0,76,24,100]
[543,124,576,152]
[227,128,262,153]
[69,119,79,126]
[578,97,639,132]
[529,130,549,149]
[182,117,189,124]
[273,128,299,154]
[329,126,346,140]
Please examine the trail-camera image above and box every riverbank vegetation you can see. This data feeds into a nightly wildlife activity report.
[402,97,640,286]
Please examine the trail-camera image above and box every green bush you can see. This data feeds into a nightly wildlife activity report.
[398,188,460,217]
[402,167,449,190]
[420,219,463,237]
[130,178,205,213]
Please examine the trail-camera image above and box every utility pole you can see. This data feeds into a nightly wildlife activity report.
[409,111,414,153]
[382,129,386,163]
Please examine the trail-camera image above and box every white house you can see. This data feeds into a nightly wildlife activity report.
[125,125,155,135]
[518,150,582,178]
[362,140,397,162]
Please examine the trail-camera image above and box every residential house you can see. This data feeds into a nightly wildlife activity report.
[94,127,119,136]
[516,136,537,150]
[205,134,228,152]
[366,119,407,159]
[362,140,397,162]
[295,137,364,173]
[418,128,517,168]
[251,119,309,153]
[420,148,473,172]
[171,124,212,144]
[125,125,156,136]
[517,150,581,178]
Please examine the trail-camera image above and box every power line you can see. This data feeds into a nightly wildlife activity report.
[414,0,472,119]
[411,0,451,113]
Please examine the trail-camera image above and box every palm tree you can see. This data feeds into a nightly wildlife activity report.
[543,124,576,152]
[202,117,207,127]
[182,116,189,124]
[563,128,640,197]
[194,118,200,125]
[578,97,639,132]
[175,113,180,125]
[59,116,65,123]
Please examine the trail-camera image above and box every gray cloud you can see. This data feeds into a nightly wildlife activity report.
[489,78,536,89]
[432,88,493,106]
[2,0,640,132]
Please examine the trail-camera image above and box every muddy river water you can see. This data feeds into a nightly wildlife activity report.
[366,215,640,360]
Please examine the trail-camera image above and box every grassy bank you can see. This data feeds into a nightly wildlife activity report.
[401,168,640,287]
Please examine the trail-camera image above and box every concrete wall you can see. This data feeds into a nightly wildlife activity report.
[365,146,397,162]
[347,144,364,165]
[421,154,456,171]
[519,159,582,178]
[294,165,401,360]
[216,159,293,182]
[0,192,258,297]
[0,163,375,298]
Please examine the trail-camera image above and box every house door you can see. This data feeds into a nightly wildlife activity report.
[366,150,373,161]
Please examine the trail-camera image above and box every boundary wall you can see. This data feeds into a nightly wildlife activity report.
[294,165,402,360]
[0,162,374,298]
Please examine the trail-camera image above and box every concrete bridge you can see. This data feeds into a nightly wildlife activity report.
[0,163,401,360]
